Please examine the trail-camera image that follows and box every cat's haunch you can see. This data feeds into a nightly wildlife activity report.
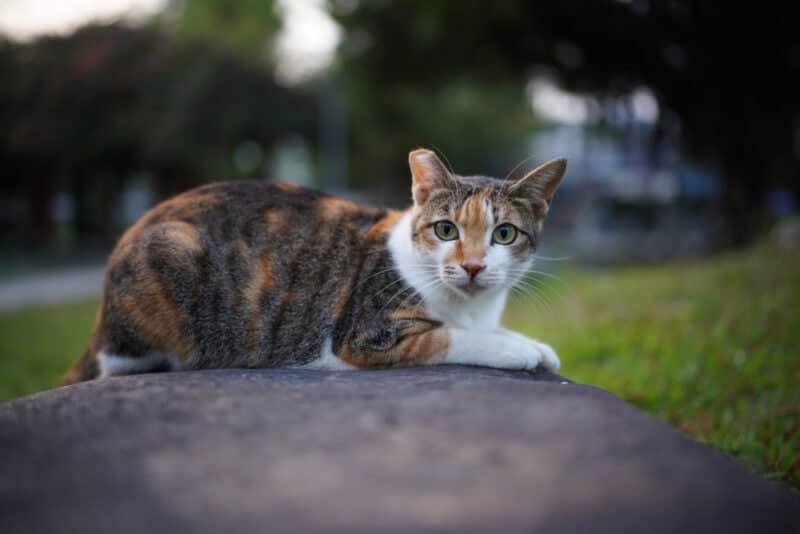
[63,149,566,384]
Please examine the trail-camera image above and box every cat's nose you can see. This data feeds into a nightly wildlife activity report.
[461,261,486,280]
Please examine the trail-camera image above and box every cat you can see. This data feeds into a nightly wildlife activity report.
[62,149,566,383]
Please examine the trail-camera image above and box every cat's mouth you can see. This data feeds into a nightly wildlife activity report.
[465,280,488,293]
[446,279,489,297]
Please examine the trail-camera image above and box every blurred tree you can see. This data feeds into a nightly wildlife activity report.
[340,74,536,199]
[331,0,800,244]
[169,0,281,63]
[0,23,315,248]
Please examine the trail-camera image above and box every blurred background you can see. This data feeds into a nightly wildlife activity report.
[0,0,798,489]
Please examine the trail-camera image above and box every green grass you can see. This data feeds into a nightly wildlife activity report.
[506,245,800,490]
[0,299,99,400]
[0,246,798,490]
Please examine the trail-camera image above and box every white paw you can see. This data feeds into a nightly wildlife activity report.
[445,329,561,372]
[499,332,560,372]
[531,340,560,372]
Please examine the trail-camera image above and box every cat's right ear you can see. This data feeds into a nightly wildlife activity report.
[409,149,451,206]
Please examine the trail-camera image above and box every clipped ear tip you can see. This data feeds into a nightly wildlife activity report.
[408,148,435,164]
[409,148,450,204]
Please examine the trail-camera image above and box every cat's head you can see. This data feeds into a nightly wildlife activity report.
[406,148,566,298]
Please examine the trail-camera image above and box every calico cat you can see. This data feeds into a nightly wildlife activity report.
[63,149,566,383]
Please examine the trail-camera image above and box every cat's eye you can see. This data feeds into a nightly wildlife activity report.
[492,224,518,245]
[433,220,459,241]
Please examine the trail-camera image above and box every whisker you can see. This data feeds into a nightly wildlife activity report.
[378,284,418,315]
[360,265,438,293]
[353,267,407,290]
[382,279,435,313]
[374,270,435,298]
[498,154,536,205]
[518,275,567,302]
[395,277,442,310]
[502,267,569,288]
[373,278,409,297]
[528,270,567,286]
[430,144,456,176]
[503,153,537,182]
[510,285,550,312]
[514,279,555,308]
[534,254,573,262]
[517,280,555,306]
[378,273,440,314]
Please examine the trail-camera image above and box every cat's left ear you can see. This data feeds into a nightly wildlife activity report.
[409,148,452,206]
[510,158,567,207]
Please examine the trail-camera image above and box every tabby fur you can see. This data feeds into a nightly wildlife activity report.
[63,149,566,383]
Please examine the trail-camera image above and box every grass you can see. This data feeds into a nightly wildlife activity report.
[0,246,797,490]
[505,245,800,491]
[0,299,99,400]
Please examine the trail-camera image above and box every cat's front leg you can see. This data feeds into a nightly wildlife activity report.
[444,328,560,372]
[335,307,558,372]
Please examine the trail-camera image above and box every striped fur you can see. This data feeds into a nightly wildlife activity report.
[63,149,566,382]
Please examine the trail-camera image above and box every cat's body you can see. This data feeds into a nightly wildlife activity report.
[64,149,566,383]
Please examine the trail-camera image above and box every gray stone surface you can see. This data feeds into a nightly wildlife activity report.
[0,366,797,533]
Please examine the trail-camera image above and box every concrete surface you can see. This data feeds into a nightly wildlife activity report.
[0,366,798,533]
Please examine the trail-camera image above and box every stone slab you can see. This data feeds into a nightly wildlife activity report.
[0,366,797,533]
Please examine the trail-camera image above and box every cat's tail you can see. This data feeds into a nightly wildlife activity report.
[62,308,104,385]
[62,344,100,385]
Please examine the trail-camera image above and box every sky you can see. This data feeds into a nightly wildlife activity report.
[275,0,340,83]
[0,0,340,83]
[0,0,167,39]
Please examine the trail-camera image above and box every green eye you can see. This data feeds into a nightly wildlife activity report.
[492,224,517,245]
[433,220,459,241]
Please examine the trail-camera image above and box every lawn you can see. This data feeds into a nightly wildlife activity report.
[0,245,798,490]
[506,244,800,491]
[0,298,99,400]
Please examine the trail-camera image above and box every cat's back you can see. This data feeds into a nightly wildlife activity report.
[116,180,390,254]
[130,180,337,234]
[94,180,397,372]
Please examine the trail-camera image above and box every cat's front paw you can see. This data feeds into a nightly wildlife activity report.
[446,329,561,372]
[530,340,560,372]
[500,330,560,372]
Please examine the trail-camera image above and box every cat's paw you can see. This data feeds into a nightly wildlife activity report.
[446,329,561,372]
[530,340,560,372]
[499,331,560,372]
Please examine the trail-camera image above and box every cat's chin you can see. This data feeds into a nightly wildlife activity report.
[462,283,487,296]
[444,280,491,298]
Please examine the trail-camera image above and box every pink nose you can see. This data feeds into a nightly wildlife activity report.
[461,261,486,280]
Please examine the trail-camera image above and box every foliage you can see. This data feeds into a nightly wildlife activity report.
[173,0,281,62]
[342,77,537,196]
[331,0,800,242]
[0,23,315,245]
[0,246,797,488]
